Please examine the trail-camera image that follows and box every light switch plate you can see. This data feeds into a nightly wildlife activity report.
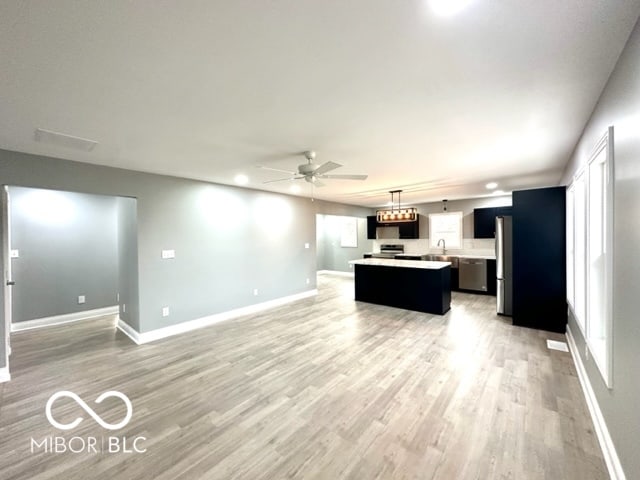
[304,243,310,249]
[161,249,176,259]
[78,295,86,304]
[10,249,19,258]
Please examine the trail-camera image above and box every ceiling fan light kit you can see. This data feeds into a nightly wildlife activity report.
[376,190,418,223]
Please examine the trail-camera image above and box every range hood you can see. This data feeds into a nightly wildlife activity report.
[376,190,418,223]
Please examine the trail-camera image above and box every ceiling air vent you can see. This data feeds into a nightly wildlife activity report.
[34,128,98,152]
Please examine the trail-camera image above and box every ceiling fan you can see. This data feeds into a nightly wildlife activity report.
[257,150,368,187]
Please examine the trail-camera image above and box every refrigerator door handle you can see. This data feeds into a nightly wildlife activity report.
[496,217,504,279]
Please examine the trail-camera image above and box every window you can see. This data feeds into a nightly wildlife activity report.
[429,212,463,249]
[566,186,574,308]
[573,173,587,332]
[566,127,613,388]
[586,134,613,387]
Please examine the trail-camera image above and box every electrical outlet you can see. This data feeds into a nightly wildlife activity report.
[304,243,310,249]
[78,295,86,304]
[162,307,170,317]
[10,249,19,258]
[253,289,259,296]
[306,278,310,284]
[161,249,176,259]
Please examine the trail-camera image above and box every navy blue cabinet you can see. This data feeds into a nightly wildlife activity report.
[366,215,420,239]
[366,216,377,239]
[474,207,512,238]
[512,187,566,333]
[399,216,420,239]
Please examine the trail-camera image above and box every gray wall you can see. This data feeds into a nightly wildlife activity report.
[8,186,119,322]
[316,215,372,272]
[117,197,139,331]
[560,17,640,479]
[0,149,324,343]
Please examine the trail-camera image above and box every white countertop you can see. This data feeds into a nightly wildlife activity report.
[349,258,451,270]
[364,253,496,260]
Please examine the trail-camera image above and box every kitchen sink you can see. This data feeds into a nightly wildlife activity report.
[426,254,459,268]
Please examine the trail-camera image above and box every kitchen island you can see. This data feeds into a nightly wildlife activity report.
[349,258,451,315]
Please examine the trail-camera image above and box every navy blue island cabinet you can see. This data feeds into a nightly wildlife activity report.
[352,260,451,315]
[512,186,567,333]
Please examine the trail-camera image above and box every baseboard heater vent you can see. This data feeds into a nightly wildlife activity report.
[546,339,569,352]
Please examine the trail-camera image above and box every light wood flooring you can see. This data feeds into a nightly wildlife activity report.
[0,274,607,479]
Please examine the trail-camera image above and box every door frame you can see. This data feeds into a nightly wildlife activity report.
[1,185,12,380]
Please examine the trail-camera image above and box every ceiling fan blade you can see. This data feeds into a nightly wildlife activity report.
[262,176,302,184]
[313,161,342,176]
[256,165,297,175]
[320,174,368,180]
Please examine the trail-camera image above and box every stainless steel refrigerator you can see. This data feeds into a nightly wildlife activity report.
[496,216,513,316]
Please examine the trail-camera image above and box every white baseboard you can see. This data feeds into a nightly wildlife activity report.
[317,270,354,277]
[0,366,11,383]
[566,326,626,480]
[11,306,119,332]
[117,289,318,345]
[116,318,142,345]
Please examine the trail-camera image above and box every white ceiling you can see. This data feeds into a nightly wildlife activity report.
[1,1,639,207]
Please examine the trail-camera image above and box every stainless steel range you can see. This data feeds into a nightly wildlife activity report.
[371,244,404,259]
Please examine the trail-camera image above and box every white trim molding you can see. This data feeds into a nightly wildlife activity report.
[566,326,626,480]
[0,366,10,383]
[116,318,142,345]
[317,270,354,277]
[117,289,318,345]
[11,306,119,332]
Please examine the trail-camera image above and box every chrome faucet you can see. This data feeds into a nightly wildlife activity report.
[437,238,446,254]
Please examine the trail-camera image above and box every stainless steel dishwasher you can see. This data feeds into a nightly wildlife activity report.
[459,258,488,292]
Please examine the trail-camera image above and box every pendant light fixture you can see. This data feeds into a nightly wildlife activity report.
[376,190,418,223]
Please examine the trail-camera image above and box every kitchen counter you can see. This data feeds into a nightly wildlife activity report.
[350,258,450,269]
[457,254,496,260]
[350,259,451,315]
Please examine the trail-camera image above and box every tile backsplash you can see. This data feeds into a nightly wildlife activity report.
[372,238,495,257]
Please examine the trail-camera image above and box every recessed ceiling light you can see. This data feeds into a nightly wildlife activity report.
[234,174,249,185]
[429,0,473,17]
[485,182,498,190]
[493,190,506,195]
[290,185,301,194]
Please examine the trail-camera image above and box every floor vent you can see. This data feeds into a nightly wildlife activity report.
[547,339,569,352]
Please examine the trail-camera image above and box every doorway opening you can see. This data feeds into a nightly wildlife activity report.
[1,186,139,380]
